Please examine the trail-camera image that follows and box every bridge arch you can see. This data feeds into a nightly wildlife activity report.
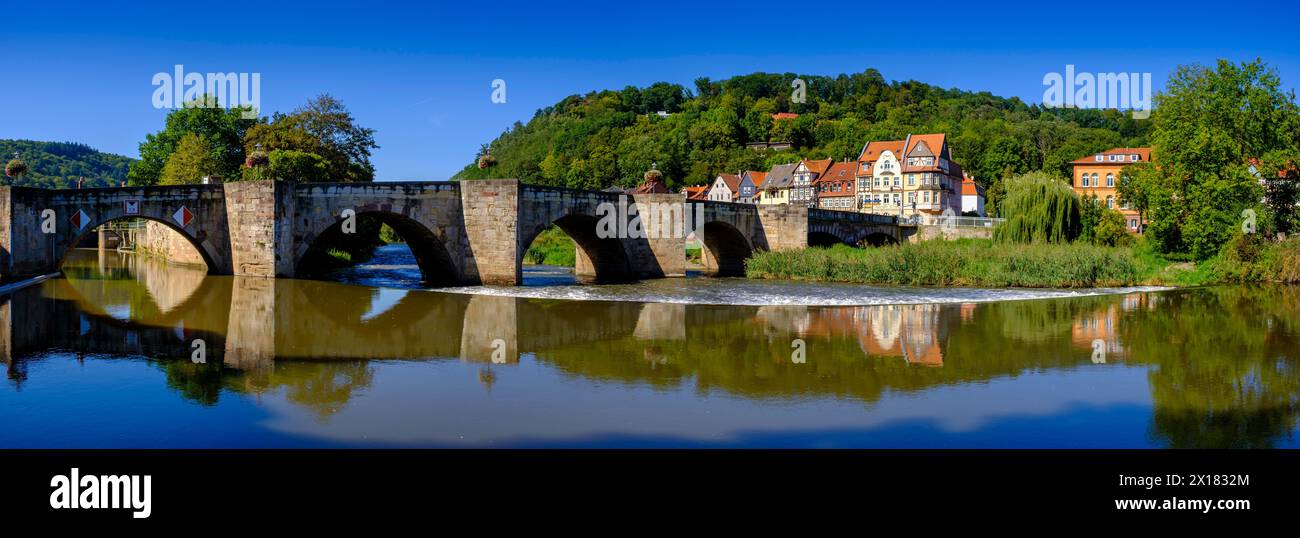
[519,212,632,282]
[295,210,461,287]
[860,232,900,247]
[57,215,218,273]
[699,220,754,276]
[808,230,851,247]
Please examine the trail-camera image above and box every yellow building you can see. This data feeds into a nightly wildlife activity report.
[757,162,797,205]
[1070,147,1151,232]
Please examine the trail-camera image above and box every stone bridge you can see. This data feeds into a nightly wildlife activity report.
[0,180,910,285]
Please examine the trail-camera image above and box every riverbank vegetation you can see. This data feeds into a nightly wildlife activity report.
[747,233,1300,288]
[524,226,577,266]
[747,240,1147,288]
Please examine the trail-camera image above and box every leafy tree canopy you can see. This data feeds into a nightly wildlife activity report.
[128,95,256,186]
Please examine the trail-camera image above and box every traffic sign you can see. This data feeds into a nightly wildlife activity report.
[173,206,194,228]
[124,199,140,215]
[70,209,91,231]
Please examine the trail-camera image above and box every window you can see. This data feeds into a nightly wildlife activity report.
[1106,196,1114,208]
[893,177,900,187]
[1129,219,1137,229]
[908,174,915,186]
[1095,155,1103,162]
[1082,174,1090,187]
[1091,173,1099,186]
[1131,154,1139,161]
[1106,173,1114,187]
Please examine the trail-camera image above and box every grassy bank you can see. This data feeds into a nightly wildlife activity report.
[746,237,1300,288]
[524,226,576,266]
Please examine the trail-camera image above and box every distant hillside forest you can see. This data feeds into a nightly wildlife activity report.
[453,69,1150,209]
[1,139,134,188]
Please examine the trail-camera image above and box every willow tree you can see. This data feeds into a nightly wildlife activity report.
[993,171,1082,243]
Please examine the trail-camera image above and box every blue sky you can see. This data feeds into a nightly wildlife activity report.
[2,0,1298,181]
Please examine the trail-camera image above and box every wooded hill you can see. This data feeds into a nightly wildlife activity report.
[452,69,1151,210]
[1,139,133,188]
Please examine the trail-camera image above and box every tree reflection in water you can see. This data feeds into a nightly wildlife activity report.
[2,249,1296,447]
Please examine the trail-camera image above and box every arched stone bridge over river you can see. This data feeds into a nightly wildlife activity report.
[0,180,911,285]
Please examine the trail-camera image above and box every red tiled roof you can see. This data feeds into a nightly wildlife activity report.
[771,112,799,121]
[905,133,946,158]
[857,140,906,163]
[802,158,833,176]
[716,173,741,193]
[961,175,983,196]
[1071,147,1152,165]
[683,186,708,199]
[816,162,857,197]
[746,171,767,189]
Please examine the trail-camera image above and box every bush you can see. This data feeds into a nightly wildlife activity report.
[1092,209,1134,247]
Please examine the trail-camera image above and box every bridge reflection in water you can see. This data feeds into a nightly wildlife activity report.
[2,250,1299,448]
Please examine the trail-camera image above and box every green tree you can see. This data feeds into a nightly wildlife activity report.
[993,171,1082,244]
[129,95,256,186]
[265,150,329,183]
[244,94,378,182]
[159,133,220,185]
[1147,59,1300,258]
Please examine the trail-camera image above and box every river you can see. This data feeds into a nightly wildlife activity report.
[1,244,1297,448]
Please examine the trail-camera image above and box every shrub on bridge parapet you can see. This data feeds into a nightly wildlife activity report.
[5,158,28,178]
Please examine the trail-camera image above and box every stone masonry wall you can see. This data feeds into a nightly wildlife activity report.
[459,179,520,285]
[139,220,209,267]
[223,181,293,277]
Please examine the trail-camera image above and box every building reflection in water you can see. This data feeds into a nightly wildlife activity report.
[3,249,1299,447]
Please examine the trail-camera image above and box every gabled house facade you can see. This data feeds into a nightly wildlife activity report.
[791,158,832,208]
[857,140,906,215]
[758,163,798,206]
[856,133,965,218]
[707,173,742,202]
[739,170,765,203]
[901,133,964,217]
[815,161,858,211]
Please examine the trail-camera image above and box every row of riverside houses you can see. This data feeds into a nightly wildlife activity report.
[699,132,986,218]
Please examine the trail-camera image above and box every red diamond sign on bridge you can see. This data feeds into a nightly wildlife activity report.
[70,209,91,231]
[172,206,194,228]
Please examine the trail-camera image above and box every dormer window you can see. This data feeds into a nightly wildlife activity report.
[1095,155,1103,162]
[1131,154,1139,161]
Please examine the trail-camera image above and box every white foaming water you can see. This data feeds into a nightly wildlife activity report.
[434,265,1171,307]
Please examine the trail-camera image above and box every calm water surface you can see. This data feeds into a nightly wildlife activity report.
[1,245,1297,448]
